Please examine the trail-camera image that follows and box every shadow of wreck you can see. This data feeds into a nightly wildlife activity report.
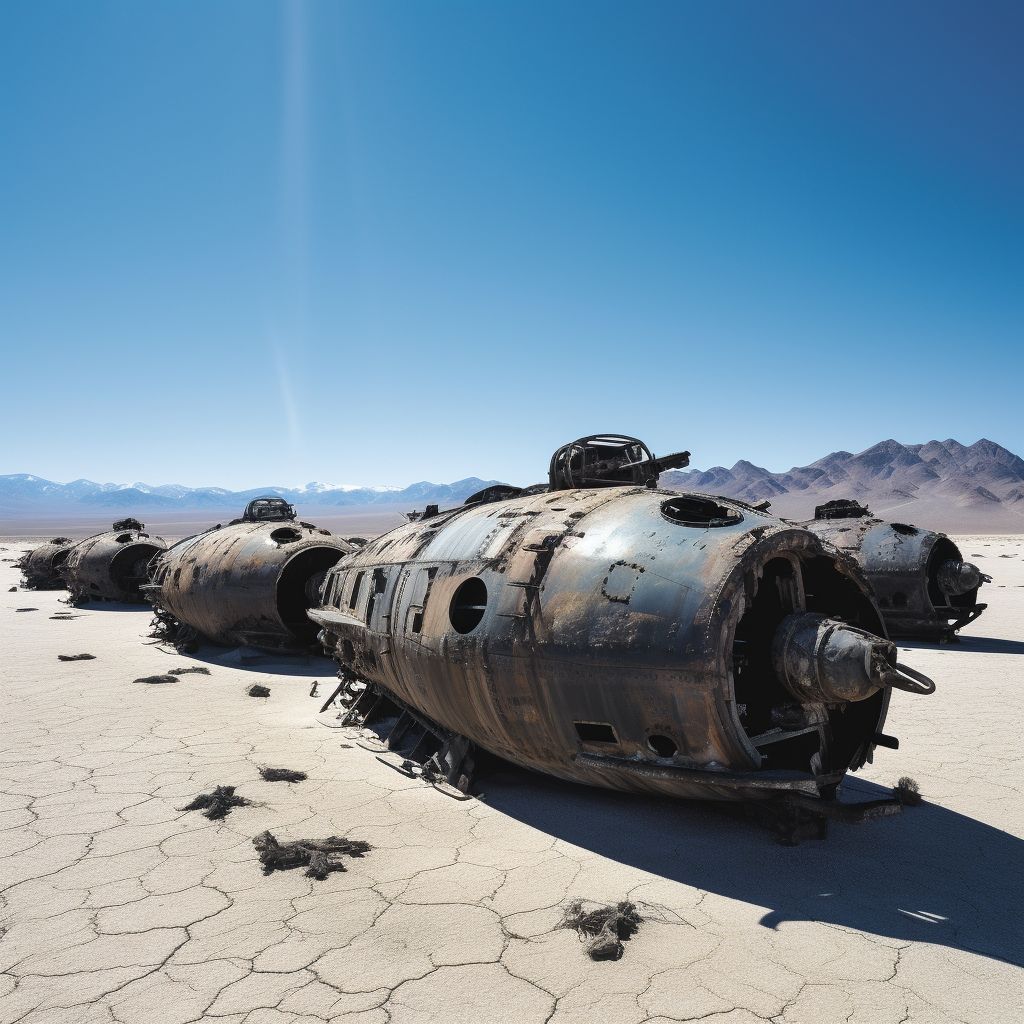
[479,764,1023,968]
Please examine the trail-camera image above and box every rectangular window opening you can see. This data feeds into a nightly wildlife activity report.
[348,571,364,609]
[574,721,618,744]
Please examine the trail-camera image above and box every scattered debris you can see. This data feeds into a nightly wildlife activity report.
[259,767,308,783]
[50,613,82,620]
[58,653,96,662]
[248,684,271,697]
[169,666,211,676]
[148,609,201,653]
[181,785,251,820]
[134,674,177,684]
[560,900,643,961]
[893,777,923,806]
[309,681,319,697]
[8,587,15,592]
[253,830,371,878]
[15,608,38,612]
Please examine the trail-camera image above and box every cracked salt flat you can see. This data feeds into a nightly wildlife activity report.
[0,537,1021,1024]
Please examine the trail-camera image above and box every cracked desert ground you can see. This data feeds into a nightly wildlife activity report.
[1,537,1021,1024]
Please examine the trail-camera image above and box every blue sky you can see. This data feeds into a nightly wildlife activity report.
[2,1,1020,489]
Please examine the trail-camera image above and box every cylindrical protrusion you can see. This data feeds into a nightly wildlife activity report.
[772,612,897,704]
[936,559,988,596]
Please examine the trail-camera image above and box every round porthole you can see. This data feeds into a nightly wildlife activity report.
[660,496,743,528]
[648,734,678,758]
[271,527,302,544]
[449,577,487,634]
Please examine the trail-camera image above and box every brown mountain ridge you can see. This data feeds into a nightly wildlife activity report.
[660,438,1024,534]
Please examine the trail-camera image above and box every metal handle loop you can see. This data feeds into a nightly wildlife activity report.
[887,662,936,695]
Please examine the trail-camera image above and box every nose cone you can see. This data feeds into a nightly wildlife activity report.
[936,559,989,596]
[772,613,898,704]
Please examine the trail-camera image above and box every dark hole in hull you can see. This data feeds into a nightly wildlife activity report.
[277,547,346,644]
[575,722,618,744]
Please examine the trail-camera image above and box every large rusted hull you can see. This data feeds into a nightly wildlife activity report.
[311,487,895,804]
[146,522,351,651]
[62,528,167,604]
[17,538,75,590]
[802,517,986,641]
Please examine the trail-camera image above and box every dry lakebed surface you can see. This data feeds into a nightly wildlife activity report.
[1,536,1021,1024]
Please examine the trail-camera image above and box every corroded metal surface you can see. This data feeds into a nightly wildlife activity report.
[145,518,352,651]
[803,510,989,641]
[17,537,75,590]
[62,521,167,604]
[310,487,928,807]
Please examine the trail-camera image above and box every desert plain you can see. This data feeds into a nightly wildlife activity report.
[1,535,1021,1024]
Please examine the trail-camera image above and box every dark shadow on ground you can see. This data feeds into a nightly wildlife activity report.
[899,636,1024,655]
[73,601,152,612]
[476,758,1023,968]
[157,641,337,677]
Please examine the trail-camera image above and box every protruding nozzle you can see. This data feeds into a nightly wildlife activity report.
[772,613,936,704]
[936,559,991,596]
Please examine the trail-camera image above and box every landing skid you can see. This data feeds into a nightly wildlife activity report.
[322,676,477,798]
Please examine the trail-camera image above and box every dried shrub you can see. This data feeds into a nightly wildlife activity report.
[560,900,643,961]
[893,777,923,807]
[181,785,251,820]
[259,767,308,783]
[58,654,96,662]
[169,666,211,676]
[134,674,177,684]
[248,684,271,697]
[253,831,371,879]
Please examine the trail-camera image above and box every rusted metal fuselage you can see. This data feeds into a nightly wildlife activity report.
[146,521,352,651]
[17,537,75,590]
[311,487,920,807]
[802,510,988,641]
[62,523,167,604]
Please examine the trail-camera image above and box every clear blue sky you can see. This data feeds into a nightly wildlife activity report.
[2,1,1020,489]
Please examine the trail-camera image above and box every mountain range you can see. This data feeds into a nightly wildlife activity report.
[0,475,502,514]
[2,438,1022,533]
[661,438,1024,532]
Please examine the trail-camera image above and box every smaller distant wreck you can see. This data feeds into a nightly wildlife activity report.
[802,500,989,641]
[62,519,168,605]
[17,537,76,589]
[144,497,352,652]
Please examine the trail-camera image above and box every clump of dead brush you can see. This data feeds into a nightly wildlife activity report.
[58,653,95,662]
[253,831,371,879]
[181,785,251,820]
[248,684,270,697]
[259,767,308,783]
[170,666,211,676]
[134,674,177,684]
[893,777,923,807]
[560,900,643,961]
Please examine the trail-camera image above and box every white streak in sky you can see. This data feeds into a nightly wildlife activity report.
[272,339,303,449]
[276,0,308,459]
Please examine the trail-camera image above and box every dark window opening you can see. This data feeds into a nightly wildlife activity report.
[276,547,346,644]
[449,577,487,634]
[365,569,388,624]
[115,533,132,543]
[891,591,907,608]
[173,567,182,586]
[349,571,364,609]
[647,734,678,758]
[411,611,424,633]
[50,550,70,569]
[271,527,302,543]
[575,722,618,744]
